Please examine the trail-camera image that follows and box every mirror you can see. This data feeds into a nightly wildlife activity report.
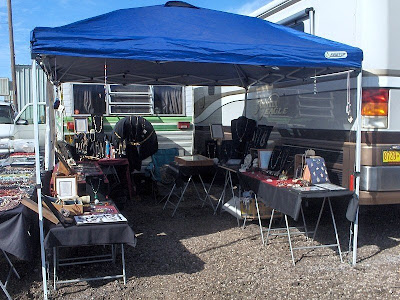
[16,119,28,125]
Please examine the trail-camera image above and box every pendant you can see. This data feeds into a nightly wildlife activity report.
[143,129,147,135]
[94,193,98,200]
[239,139,242,142]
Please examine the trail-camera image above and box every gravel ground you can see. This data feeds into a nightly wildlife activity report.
[2,181,400,299]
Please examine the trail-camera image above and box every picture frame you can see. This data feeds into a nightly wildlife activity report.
[74,117,88,133]
[55,175,78,200]
[210,124,224,140]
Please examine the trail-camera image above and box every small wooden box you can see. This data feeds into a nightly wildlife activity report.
[44,200,83,216]
[174,155,214,167]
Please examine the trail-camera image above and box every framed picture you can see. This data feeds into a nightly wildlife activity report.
[55,176,78,200]
[210,124,224,140]
[74,117,88,133]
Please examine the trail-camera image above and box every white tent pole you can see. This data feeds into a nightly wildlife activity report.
[352,68,363,266]
[32,59,48,299]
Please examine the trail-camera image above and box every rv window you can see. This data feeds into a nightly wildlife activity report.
[153,86,183,115]
[108,85,153,115]
[73,84,106,115]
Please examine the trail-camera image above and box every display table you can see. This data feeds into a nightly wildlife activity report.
[98,158,133,200]
[0,204,38,261]
[238,171,358,265]
[44,222,136,290]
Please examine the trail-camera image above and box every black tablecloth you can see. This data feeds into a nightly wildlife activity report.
[44,222,137,249]
[238,172,358,222]
[0,205,38,261]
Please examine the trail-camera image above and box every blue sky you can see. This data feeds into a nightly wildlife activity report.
[0,0,271,79]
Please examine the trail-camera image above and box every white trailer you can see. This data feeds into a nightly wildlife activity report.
[195,0,400,205]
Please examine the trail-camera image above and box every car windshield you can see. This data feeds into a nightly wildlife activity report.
[0,105,14,124]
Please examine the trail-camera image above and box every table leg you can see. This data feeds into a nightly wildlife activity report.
[121,244,126,285]
[265,209,275,245]
[312,197,327,240]
[328,198,343,263]
[0,281,12,300]
[172,176,192,217]
[2,250,20,280]
[163,183,176,210]
[255,195,265,245]
[215,170,229,214]
[285,215,296,266]
[300,205,309,239]
[202,170,218,208]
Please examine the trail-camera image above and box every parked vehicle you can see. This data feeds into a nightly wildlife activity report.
[195,0,400,205]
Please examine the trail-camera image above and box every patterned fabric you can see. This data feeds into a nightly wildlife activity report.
[0,198,21,212]
[305,157,330,184]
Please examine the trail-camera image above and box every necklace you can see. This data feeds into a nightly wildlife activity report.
[259,131,267,147]
[94,116,103,133]
[89,178,101,200]
[236,118,249,143]
[141,117,147,138]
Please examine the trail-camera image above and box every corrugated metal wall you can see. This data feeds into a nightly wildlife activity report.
[15,65,48,112]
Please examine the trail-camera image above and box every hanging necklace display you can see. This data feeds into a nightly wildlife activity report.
[236,118,249,142]
[93,115,103,133]
[141,117,147,138]
[259,131,268,148]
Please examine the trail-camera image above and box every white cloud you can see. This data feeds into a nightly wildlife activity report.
[232,0,272,16]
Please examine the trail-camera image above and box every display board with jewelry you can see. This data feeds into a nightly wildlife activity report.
[0,154,36,212]
[230,116,257,160]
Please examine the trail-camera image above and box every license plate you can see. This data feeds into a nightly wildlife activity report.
[382,150,400,163]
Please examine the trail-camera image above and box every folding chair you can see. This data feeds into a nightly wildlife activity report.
[145,148,179,201]
[1,250,20,300]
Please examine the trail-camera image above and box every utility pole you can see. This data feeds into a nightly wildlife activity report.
[7,0,18,111]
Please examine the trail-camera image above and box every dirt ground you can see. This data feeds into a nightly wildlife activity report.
[2,180,400,299]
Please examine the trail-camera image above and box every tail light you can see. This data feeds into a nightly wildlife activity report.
[361,88,388,128]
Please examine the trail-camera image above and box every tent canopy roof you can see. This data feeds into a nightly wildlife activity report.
[31,1,363,87]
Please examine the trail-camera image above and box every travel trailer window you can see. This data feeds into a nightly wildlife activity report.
[153,86,183,115]
[73,84,106,115]
[108,85,153,115]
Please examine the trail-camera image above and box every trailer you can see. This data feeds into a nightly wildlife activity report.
[195,0,400,205]
[58,82,194,170]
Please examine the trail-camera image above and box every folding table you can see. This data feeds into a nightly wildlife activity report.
[238,171,358,265]
[44,222,136,290]
[163,162,216,216]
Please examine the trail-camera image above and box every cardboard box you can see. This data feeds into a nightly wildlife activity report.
[240,197,275,220]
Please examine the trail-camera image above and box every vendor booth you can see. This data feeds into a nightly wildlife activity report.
[29,1,363,298]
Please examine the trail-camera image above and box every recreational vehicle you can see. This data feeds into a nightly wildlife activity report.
[195,0,400,205]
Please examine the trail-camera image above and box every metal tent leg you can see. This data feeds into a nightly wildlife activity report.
[0,281,12,300]
[352,207,359,266]
[121,244,126,285]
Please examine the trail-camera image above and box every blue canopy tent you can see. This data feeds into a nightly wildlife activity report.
[30,2,363,297]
